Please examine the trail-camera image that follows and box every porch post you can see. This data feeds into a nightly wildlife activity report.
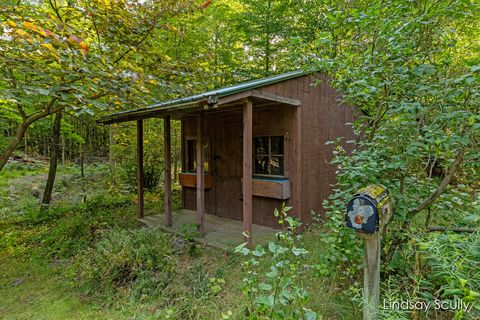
[293,106,303,226]
[243,99,253,246]
[136,119,144,219]
[196,113,205,235]
[164,115,172,226]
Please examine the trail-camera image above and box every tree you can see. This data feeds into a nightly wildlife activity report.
[0,0,194,173]
[235,0,301,76]
[317,0,479,270]
[41,111,62,205]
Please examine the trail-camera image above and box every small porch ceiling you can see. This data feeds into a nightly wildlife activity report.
[99,70,306,124]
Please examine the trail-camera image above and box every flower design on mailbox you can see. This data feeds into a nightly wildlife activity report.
[347,198,374,230]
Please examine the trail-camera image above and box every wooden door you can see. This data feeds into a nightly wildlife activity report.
[212,114,243,221]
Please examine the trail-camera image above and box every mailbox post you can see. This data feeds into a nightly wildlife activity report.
[346,185,392,320]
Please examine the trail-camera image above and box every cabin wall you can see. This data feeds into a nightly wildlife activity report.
[181,107,294,228]
[180,73,356,227]
[256,74,357,223]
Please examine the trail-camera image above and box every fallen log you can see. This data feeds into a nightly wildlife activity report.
[427,226,477,233]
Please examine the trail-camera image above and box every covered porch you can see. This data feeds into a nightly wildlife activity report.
[100,70,305,247]
[139,209,277,250]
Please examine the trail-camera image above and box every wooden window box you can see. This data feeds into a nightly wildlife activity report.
[179,173,213,189]
[252,178,290,199]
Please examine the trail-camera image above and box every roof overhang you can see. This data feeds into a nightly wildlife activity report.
[99,89,302,125]
[99,69,309,125]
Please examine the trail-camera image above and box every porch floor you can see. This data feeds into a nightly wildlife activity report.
[139,209,277,250]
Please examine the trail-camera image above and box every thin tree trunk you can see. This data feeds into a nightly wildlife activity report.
[80,143,85,178]
[109,125,115,175]
[385,147,466,263]
[42,112,63,205]
[61,133,65,165]
[24,133,28,157]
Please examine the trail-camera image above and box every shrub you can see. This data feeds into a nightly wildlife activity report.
[38,194,135,258]
[73,227,175,302]
[120,160,163,192]
[235,204,319,320]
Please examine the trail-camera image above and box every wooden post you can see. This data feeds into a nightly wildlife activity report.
[292,106,303,225]
[196,113,205,235]
[360,232,380,320]
[243,99,253,246]
[164,116,172,226]
[136,119,144,219]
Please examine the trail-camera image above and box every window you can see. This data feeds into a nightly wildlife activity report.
[254,136,284,177]
[186,138,210,173]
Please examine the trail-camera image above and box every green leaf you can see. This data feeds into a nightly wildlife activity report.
[258,283,272,291]
[252,245,265,257]
[235,242,250,255]
[292,247,308,256]
[443,288,464,296]
[470,64,480,72]
[268,241,276,253]
[266,266,278,278]
[304,310,317,320]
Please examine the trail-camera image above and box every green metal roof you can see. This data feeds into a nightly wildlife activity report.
[100,69,310,123]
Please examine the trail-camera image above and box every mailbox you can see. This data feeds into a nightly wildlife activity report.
[346,185,391,234]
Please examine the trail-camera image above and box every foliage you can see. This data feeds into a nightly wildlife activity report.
[0,164,359,319]
[420,233,480,316]
[112,118,183,192]
[38,193,134,257]
[179,222,202,256]
[0,0,195,171]
[73,227,175,303]
[235,204,318,320]
[314,0,480,318]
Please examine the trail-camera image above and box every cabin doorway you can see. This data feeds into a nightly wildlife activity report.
[211,114,243,221]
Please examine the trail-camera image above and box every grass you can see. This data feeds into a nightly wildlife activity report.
[0,162,356,320]
[0,255,124,320]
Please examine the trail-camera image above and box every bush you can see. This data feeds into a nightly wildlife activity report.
[73,227,175,303]
[37,194,134,258]
[235,204,318,320]
[120,160,163,192]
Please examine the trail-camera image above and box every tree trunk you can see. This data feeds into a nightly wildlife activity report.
[0,121,31,171]
[80,143,85,178]
[42,112,63,205]
[61,133,65,165]
[24,133,28,157]
[0,98,61,172]
[109,125,116,175]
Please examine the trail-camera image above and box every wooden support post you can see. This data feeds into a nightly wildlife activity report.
[164,116,172,227]
[136,119,144,219]
[196,113,205,235]
[292,106,303,225]
[243,99,253,246]
[360,232,380,320]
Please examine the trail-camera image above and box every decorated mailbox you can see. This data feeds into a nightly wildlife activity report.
[346,185,391,234]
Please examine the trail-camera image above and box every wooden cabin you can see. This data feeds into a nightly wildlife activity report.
[100,70,357,245]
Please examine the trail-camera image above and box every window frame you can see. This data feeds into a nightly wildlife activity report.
[185,136,211,173]
[253,135,285,178]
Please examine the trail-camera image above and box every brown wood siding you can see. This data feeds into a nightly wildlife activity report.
[180,73,356,228]
[181,107,294,228]
[256,74,356,224]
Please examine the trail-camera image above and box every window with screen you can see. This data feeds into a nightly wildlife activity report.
[186,138,210,173]
[254,136,284,177]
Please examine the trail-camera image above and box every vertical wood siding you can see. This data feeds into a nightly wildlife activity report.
[181,74,357,228]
